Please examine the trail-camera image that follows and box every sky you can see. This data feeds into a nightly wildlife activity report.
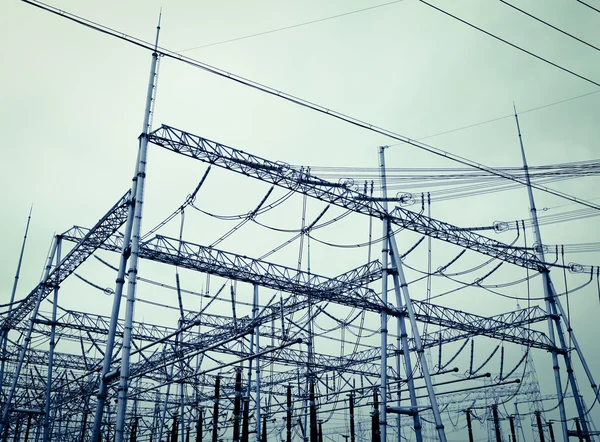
[1,1,599,441]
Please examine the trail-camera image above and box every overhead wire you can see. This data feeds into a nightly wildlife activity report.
[499,0,600,52]
[178,0,405,52]
[419,0,600,88]
[22,0,600,213]
[575,0,600,14]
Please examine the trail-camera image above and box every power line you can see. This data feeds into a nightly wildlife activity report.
[576,0,600,14]
[419,0,600,88]
[21,0,600,213]
[416,89,600,140]
[179,0,405,52]
[499,0,600,52]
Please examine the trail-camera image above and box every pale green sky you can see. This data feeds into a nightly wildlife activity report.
[1,1,599,441]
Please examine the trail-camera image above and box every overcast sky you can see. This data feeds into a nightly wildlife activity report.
[1,1,599,441]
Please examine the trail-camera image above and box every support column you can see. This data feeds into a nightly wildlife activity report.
[492,405,502,442]
[0,207,32,399]
[43,236,61,442]
[372,389,381,442]
[509,415,517,442]
[212,377,220,442]
[195,408,203,442]
[233,370,242,442]
[387,223,447,441]
[241,398,249,442]
[465,409,474,442]
[349,394,356,442]
[535,411,546,442]
[0,237,58,438]
[309,381,318,442]
[253,284,261,442]
[514,107,590,442]
[286,386,292,442]
[92,17,161,441]
[378,146,389,442]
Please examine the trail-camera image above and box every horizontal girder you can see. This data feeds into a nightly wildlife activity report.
[148,125,546,272]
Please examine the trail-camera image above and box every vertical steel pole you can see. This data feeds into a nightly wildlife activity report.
[159,363,175,442]
[372,389,381,442]
[195,408,203,442]
[0,207,32,397]
[113,17,161,442]
[465,410,474,442]
[211,377,220,442]
[241,398,249,442]
[380,146,446,442]
[24,414,32,442]
[180,346,185,442]
[309,381,318,442]
[509,415,517,442]
[388,236,447,441]
[535,411,546,442]
[0,237,57,437]
[492,405,502,442]
[388,265,423,442]
[233,370,242,442]
[25,413,31,442]
[548,421,556,442]
[286,386,292,442]
[514,107,589,441]
[378,146,389,442]
[80,410,89,442]
[253,284,261,442]
[43,236,61,442]
[349,394,356,442]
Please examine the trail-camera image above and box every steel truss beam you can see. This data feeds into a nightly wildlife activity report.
[147,125,546,272]
[60,229,555,352]
[0,192,130,331]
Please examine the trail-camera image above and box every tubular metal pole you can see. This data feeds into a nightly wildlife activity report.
[286,386,292,442]
[309,381,318,442]
[549,421,556,442]
[465,410,474,442]
[535,411,546,442]
[91,123,142,442]
[514,107,587,442]
[211,377,220,442]
[180,330,186,442]
[113,17,161,442]
[372,389,381,442]
[242,398,249,442]
[81,410,89,442]
[349,394,356,442]
[509,415,517,442]
[233,370,242,442]
[378,146,389,442]
[253,284,261,442]
[24,414,31,442]
[388,230,447,442]
[43,236,61,442]
[195,408,203,442]
[388,259,423,441]
[158,363,175,442]
[0,207,32,397]
[0,237,57,437]
[492,405,502,442]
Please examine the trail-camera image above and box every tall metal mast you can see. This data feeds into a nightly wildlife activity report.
[91,14,161,442]
[0,206,32,396]
[379,146,447,442]
[514,105,591,442]
[378,146,390,442]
